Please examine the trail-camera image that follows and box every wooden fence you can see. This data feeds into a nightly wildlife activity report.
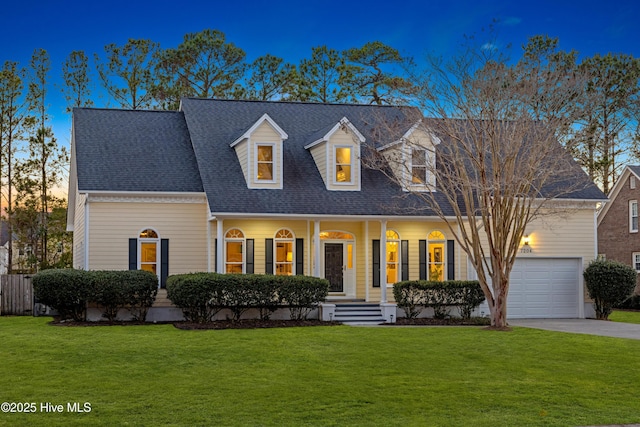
[0,274,33,316]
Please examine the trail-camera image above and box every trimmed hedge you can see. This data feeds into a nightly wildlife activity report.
[33,269,91,321]
[584,259,636,320]
[33,269,158,322]
[166,273,329,322]
[393,280,485,319]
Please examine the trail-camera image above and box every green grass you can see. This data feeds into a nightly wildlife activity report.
[610,309,640,324]
[1,317,640,426]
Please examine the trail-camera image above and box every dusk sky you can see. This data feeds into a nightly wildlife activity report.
[2,0,639,192]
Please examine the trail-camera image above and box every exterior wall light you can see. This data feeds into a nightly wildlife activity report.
[523,235,530,246]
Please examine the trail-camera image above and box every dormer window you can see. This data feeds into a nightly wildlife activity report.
[335,146,352,183]
[305,117,364,191]
[230,113,288,190]
[411,148,427,184]
[256,144,274,181]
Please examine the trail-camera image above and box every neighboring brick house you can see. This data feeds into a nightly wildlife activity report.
[597,165,640,294]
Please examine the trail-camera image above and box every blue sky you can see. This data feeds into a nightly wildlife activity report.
[2,0,639,179]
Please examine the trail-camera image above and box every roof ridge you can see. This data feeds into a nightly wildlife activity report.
[181,97,413,109]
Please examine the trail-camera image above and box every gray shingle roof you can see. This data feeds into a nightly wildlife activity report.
[72,99,606,218]
[73,108,203,193]
[180,98,452,216]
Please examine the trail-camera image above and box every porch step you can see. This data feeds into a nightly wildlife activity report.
[334,303,385,325]
[153,289,173,308]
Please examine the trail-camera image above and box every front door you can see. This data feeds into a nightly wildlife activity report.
[324,243,344,292]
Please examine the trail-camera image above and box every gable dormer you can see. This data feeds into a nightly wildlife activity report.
[230,113,288,189]
[304,117,365,191]
[377,121,440,192]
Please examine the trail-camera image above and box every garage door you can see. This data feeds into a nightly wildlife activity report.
[479,258,581,318]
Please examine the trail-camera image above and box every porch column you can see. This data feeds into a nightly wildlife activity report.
[216,218,224,273]
[380,219,387,303]
[313,220,321,277]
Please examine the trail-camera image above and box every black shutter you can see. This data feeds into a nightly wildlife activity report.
[265,239,274,274]
[160,239,169,288]
[295,238,304,275]
[214,238,218,273]
[372,240,380,287]
[246,239,254,274]
[419,240,427,280]
[447,240,455,280]
[401,240,409,281]
[129,239,137,270]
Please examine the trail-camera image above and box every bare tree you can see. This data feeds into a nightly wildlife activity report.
[365,36,595,328]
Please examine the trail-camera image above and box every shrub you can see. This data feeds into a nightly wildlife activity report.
[393,282,425,319]
[34,269,159,322]
[166,273,329,322]
[33,269,91,321]
[584,259,637,320]
[166,273,224,323]
[393,280,485,319]
[91,271,128,322]
[278,276,330,320]
[119,270,158,322]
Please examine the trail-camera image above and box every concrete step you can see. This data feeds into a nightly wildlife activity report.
[334,303,386,325]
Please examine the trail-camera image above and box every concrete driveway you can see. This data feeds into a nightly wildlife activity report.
[508,318,640,340]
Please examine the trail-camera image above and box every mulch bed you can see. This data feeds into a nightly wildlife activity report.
[48,317,490,329]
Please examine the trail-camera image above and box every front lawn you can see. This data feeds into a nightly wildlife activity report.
[1,317,639,426]
[610,309,640,324]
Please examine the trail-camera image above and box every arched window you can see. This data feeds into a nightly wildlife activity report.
[386,230,400,284]
[274,229,294,275]
[225,228,245,273]
[428,230,446,281]
[139,228,159,275]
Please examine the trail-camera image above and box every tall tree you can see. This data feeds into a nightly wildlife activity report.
[155,29,246,109]
[369,36,592,328]
[342,41,413,105]
[0,61,27,273]
[243,54,296,101]
[95,38,159,110]
[572,54,640,194]
[62,50,93,112]
[294,46,354,103]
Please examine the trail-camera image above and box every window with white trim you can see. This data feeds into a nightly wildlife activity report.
[428,230,446,281]
[631,175,636,189]
[274,229,294,275]
[335,146,352,183]
[630,200,638,233]
[634,253,640,272]
[386,230,400,284]
[225,228,245,273]
[256,144,274,181]
[139,228,159,275]
[411,148,427,184]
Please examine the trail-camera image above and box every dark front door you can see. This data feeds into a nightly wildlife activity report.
[324,243,344,292]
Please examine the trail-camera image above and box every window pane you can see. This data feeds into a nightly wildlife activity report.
[412,166,426,184]
[257,163,273,180]
[257,145,272,161]
[276,242,292,263]
[336,165,351,182]
[226,264,243,274]
[412,149,426,166]
[336,147,351,164]
[141,263,157,274]
[141,242,157,263]
[227,241,243,263]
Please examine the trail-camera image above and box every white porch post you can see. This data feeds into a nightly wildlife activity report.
[380,219,387,303]
[216,218,224,273]
[313,220,321,277]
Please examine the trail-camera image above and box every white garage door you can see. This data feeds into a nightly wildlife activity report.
[505,258,580,318]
